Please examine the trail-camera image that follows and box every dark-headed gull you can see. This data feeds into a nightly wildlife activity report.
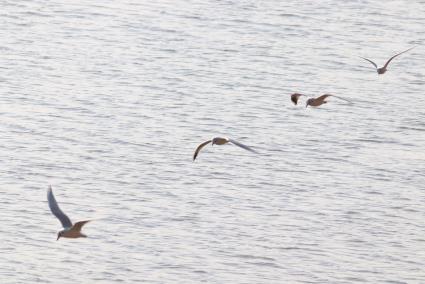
[306,94,352,108]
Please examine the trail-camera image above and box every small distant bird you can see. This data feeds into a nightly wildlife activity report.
[47,186,91,240]
[291,93,304,105]
[305,94,352,108]
[360,47,415,74]
[193,137,257,161]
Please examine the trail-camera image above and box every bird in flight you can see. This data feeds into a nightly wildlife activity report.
[47,186,91,240]
[193,137,257,161]
[291,93,304,105]
[305,94,352,108]
[360,47,415,74]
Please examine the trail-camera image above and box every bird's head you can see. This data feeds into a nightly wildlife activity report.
[57,231,64,241]
[211,138,217,146]
[306,99,312,108]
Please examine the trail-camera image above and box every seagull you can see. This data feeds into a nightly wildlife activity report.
[291,93,304,105]
[193,137,257,161]
[306,94,352,108]
[360,47,415,74]
[47,186,91,240]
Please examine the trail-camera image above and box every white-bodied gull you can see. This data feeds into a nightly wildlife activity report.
[360,47,415,75]
[47,186,91,240]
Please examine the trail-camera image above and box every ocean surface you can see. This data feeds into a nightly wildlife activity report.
[0,0,424,283]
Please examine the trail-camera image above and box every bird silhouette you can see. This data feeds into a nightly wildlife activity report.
[360,47,415,74]
[193,137,257,161]
[47,186,91,240]
[305,94,352,108]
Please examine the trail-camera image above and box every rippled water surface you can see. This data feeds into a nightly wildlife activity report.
[1,0,424,283]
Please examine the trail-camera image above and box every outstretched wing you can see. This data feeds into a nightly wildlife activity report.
[383,47,415,69]
[291,93,304,105]
[360,57,378,69]
[73,220,90,232]
[47,186,72,229]
[322,94,353,104]
[228,139,257,153]
[315,94,332,102]
[193,140,212,161]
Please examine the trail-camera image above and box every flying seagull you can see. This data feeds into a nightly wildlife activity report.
[360,47,415,74]
[291,93,304,105]
[306,94,352,108]
[193,137,257,160]
[47,186,91,240]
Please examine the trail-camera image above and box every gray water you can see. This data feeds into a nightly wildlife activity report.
[1,1,424,283]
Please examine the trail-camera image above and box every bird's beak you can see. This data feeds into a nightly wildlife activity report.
[57,234,61,241]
